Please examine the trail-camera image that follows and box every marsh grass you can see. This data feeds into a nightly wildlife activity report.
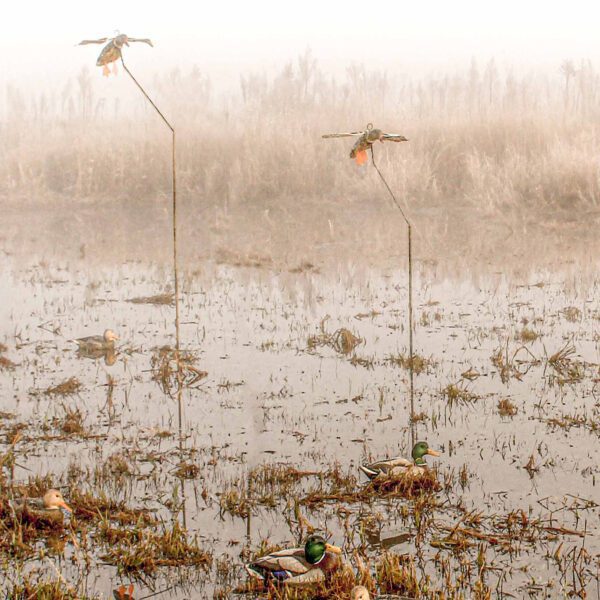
[7,576,97,600]
[4,58,600,221]
[101,521,211,575]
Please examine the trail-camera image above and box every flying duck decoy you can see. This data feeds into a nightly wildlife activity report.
[322,123,408,165]
[79,34,153,76]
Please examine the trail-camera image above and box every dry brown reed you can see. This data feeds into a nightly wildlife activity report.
[3,56,600,217]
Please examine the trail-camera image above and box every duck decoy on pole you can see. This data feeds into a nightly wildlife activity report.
[79,34,153,76]
[322,123,408,165]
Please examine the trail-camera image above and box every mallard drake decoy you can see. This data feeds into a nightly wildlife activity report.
[11,489,72,525]
[245,535,342,585]
[359,441,440,480]
[79,34,153,76]
[72,329,118,352]
[351,586,370,600]
[322,123,408,165]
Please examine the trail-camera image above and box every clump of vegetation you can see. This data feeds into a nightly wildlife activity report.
[562,306,582,322]
[70,489,154,526]
[173,461,200,479]
[442,383,479,405]
[44,378,82,397]
[105,453,133,477]
[0,355,16,371]
[150,345,207,392]
[385,353,432,375]
[497,398,518,417]
[59,406,85,435]
[127,292,174,305]
[216,248,273,268]
[307,316,362,355]
[7,575,96,600]
[547,341,584,384]
[289,261,319,274]
[366,469,441,498]
[517,327,539,343]
[101,521,212,575]
[0,343,16,371]
[376,552,421,596]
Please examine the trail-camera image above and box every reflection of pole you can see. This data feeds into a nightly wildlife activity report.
[369,146,415,446]
[120,55,181,359]
[408,225,415,446]
[176,385,187,529]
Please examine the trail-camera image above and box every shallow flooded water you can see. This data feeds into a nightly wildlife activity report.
[0,203,598,598]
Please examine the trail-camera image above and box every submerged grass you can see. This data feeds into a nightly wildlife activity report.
[44,377,82,397]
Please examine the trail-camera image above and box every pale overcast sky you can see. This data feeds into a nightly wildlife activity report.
[1,0,599,86]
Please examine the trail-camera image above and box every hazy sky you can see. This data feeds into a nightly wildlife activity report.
[2,0,599,85]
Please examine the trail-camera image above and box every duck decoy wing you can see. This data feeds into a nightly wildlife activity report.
[380,133,408,142]
[74,335,103,345]
[254,547,310,574]
[285,568,326,585]
[322,131,365,138]
[128,37,153,47]
[360,456,413,477]
[79,38,109,45]
[378,456,414,469]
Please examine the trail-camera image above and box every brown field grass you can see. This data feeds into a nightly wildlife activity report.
[2,55,600,215]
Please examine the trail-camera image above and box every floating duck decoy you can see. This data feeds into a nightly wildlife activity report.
[79,34,153,76]
[11,489,72,525]
[359,441,441,480]
[322,123,408,165]
[71,329,118,353]
[245,534,342,585]
[351,586,371,600]
[76,344,117,366]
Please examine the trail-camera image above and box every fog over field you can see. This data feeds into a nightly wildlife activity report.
[0,2,599,599]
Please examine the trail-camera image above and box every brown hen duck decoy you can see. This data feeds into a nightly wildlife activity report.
[11,489,72,526]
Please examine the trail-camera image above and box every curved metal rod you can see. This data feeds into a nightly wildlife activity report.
[120,55,181,362]
[369,145,415,446]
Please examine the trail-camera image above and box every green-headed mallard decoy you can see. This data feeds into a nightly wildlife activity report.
[245,534,342,585]
[359,441,441,480]
[79,34,153,76]
[351,586,370,600]
[72,329,118,352]
[11,489,72,525]
[322,123,408,166]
